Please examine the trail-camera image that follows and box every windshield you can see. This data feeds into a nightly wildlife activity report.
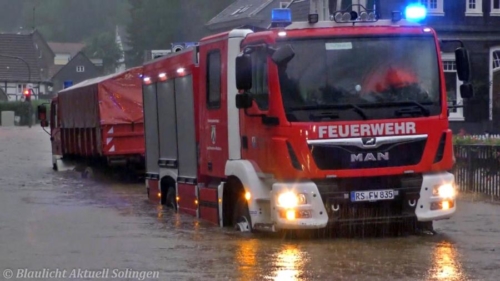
[277,36,441,122]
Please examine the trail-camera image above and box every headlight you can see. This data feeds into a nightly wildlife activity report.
[277,192,307,208]
[433,183,455,198]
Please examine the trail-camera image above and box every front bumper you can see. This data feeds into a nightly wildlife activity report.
[272,182,329,230]
[271,172,456,230]
[415,172,456,221]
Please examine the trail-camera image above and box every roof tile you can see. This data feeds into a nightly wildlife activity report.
[0,32,43,82]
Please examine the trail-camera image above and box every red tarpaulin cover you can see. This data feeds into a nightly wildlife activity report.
[58,66,143,128]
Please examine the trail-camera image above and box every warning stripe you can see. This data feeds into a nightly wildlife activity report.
[104,126,115,153]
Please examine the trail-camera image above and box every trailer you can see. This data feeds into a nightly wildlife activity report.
[38,67,145,175]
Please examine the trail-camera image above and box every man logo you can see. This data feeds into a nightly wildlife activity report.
[362,137,376,146]
[351,152,389,162]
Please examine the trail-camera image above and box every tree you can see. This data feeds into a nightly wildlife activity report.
[125,0,233,67]
[83,32,122,74]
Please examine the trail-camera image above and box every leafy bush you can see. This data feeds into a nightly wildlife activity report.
[0,100,51,126]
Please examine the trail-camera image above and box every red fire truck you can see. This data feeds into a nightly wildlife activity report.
[142,4,473,233]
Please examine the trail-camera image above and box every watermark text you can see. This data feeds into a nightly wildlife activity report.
[3,268,160,280]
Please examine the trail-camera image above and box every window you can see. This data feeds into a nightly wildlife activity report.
[466,0,483,16]
[493,50,500,70]
[206,50,221,108]
[76,66,85,72]
[442,53,464,120]
[54,54,70,65]
[17,84,26,93]
[492,0,500,15]
[490,48,500,121]
[420,0,444,15]
[249,48,269,110]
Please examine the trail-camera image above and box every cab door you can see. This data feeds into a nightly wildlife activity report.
[238,46,273,172]
[199,40,228,178]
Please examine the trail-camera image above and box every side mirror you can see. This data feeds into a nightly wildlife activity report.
[460,83,474,99]
[455,47,471,82]
[235,92,253,109]
[271,44,295,65]
[236,54,252,90]
[37,105,47,121]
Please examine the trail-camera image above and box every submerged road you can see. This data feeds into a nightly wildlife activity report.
[0,127,499,281]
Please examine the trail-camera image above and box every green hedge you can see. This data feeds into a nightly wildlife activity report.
[453,135,500,146]
[0,100,51,126]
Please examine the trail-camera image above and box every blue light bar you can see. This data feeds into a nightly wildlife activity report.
[405,4,427,21]
[271,8,292,23]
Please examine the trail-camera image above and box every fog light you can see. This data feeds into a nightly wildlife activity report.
[158,192,161,198]
[297,194,307,205]
[433,183,455,198]
[286,210,295,220]
[430,200,455,211]
[442,200,450,210]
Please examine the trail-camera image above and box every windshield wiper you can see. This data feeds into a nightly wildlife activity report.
[288,104,369,120]
[389,101,431,117]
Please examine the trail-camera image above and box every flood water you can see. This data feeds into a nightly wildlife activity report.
[0,127,498,281]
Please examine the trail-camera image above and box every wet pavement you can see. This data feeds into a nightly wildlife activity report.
[1,126,499,281]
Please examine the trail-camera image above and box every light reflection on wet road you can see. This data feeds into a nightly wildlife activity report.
[0,127,499,281]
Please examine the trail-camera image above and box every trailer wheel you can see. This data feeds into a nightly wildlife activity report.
[81,167,93,179]
[233,197,252,232]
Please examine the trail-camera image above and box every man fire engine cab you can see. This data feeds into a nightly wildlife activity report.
[230,3,472,232]
[144,3,472,234]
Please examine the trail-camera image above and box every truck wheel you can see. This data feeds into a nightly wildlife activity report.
[416,221,435,235]
[165,187,177,211]
[233,197,252,232]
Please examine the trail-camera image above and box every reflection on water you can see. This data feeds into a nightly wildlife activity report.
[428,241,466,281]
[235,239,258,280]
[270,244,307,281]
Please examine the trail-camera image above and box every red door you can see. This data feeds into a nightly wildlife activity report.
[199,40,229,178]
[239,46,274,173]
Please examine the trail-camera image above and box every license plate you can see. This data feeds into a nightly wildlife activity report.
[351,189,395,202]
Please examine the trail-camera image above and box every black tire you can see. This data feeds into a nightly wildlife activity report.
[417,221,434,230]
[81,167,93,179]
[165,187,177,211]
[52,162,58,171]
[232,197,252,232]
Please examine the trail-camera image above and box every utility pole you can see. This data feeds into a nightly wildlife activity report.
[32,2,39,30]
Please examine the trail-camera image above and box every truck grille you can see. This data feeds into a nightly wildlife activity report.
[309,137,427,170]
[313,175,422,225]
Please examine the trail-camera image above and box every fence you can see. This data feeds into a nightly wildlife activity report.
[453,135,500,198]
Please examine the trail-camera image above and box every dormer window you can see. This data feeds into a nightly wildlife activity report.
[420,0,444,16]
[492,0,500,16]
[466,0,483,16]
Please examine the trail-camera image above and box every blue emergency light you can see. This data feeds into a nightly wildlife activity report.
[405,4,427,21]
[271,8,292,27]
